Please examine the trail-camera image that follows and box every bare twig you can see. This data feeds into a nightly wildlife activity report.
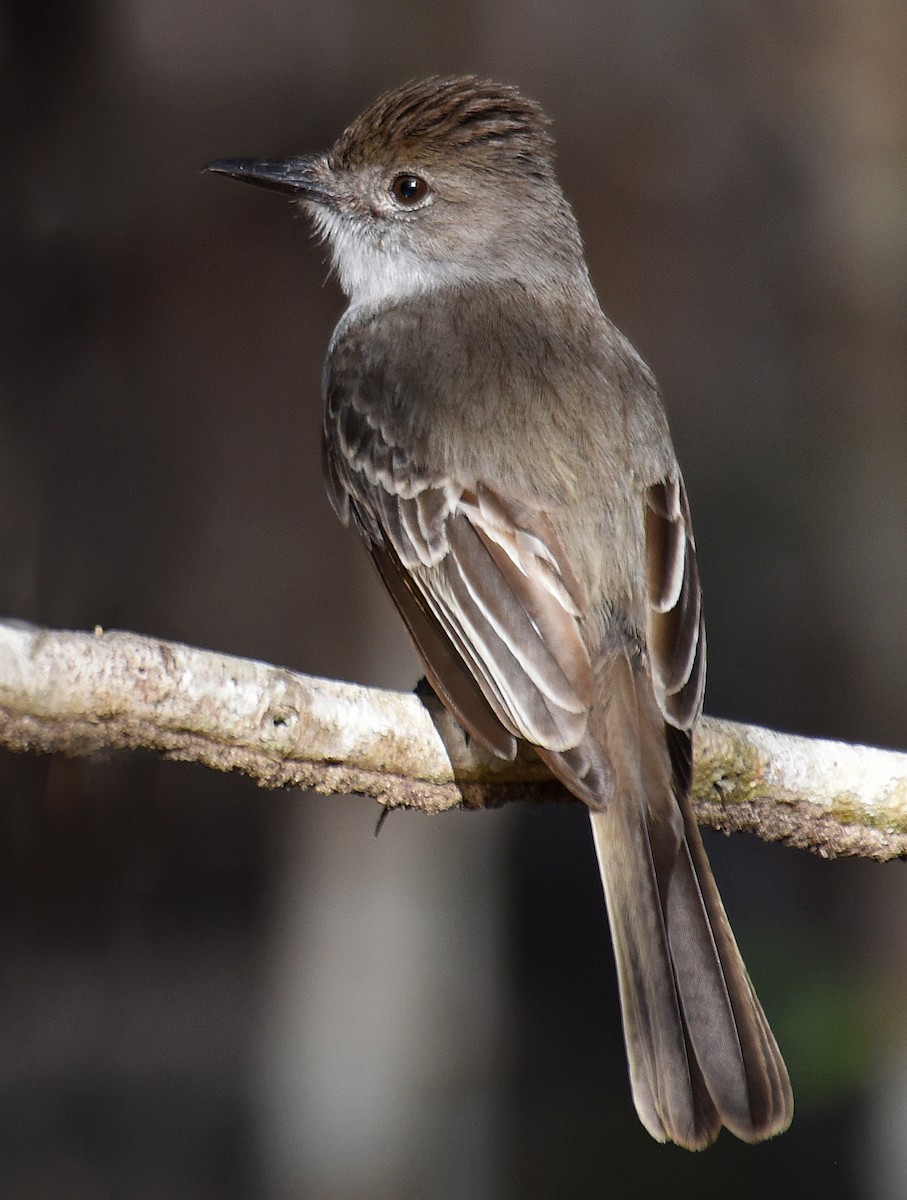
[1,619,905,859]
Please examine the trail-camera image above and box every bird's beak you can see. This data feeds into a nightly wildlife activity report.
[205,156,332,203]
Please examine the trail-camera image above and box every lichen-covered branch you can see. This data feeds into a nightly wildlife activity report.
[1,618,905,859]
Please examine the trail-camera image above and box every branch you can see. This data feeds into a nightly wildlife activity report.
[1,619,904,860]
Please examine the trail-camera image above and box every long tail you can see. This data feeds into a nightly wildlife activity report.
[546,655,792,1149]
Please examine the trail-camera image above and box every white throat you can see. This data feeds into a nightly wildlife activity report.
[311,204,450,309]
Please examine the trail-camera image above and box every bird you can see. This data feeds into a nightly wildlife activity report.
[207,75,793,1149]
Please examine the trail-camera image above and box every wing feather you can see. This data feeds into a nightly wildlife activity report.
[645,476,706,729]
[324,404,592,757]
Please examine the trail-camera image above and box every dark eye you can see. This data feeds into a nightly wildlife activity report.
[390,174,430,206]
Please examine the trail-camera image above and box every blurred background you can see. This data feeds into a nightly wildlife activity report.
[1,1,906,1196]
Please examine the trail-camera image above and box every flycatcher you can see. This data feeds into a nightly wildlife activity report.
[208,76,792,1149]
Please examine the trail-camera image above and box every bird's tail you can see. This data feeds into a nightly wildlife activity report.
[549,654,792,1148]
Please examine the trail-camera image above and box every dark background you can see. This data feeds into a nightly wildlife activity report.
[2,2,906,1197]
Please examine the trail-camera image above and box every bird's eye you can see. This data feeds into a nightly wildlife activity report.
[390,174,430,206]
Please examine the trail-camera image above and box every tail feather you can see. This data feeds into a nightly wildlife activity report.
[677,799,793,1134]
[583,655,792,1148]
